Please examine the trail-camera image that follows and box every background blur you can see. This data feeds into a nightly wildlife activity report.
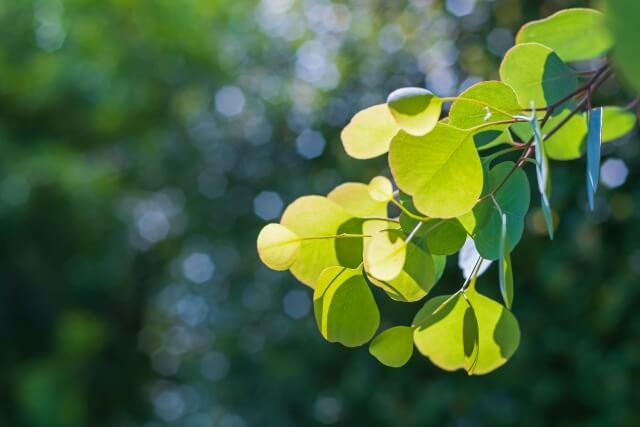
[1,0,639,426]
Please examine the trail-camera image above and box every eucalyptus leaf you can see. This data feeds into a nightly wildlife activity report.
[531,115,554,239]
[389,124,483,219]
[602,106,637,142]
[586,107,603,210]
[368,176,394,202]
[449,81,521,130]
[365,229,406,281]
[369,326,414,368]
[607,0,640,93]
[313,267,380,347]
[516,8,612,62]
[256,223,301,271]
[386,87,442,136]
[498,214,514,309]
[425,219,467,256]
[341,104,400,159]
[500,43,577,108]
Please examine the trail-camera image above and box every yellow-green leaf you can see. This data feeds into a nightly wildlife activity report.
[256,223,301,271]
[313,266,380,347]
[389,124,483,219]
[449,81,520,130]
[368,176,394,202]
[340,104,400,159]
[369,326,414,368]
[387,87,442,136]
[500,43,577,108]
[516,8,612,62]
[365,229,406,281]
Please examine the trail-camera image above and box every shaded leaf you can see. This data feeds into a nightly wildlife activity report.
[425,219,467,256]
[313,267,380,347]
[369,326,414,368]
[498,214,514,309]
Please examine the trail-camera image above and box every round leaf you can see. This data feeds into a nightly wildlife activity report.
[500,43,577,108]
[516,8,612,62]
[368,176,394,202]
[365,229,406,281]
[602,106,637,142]
[369,326,414,368]
[608,0,640,93]
[313,267,380,347]
[341,104,400,159]
[367,237,436,302]
[425,219,467,256]
[387,87,442,136]
[389,124,483,219]
[256,223,301,271]
[449,81,521,129]
[281,196,358,287]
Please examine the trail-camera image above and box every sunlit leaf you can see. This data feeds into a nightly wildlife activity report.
[386,87,442,136]
[498,214,514,309]
[313,266,380,347]
[367,237,436,302]
[602,106,637,142]
[516,8,612,62]
[256,223,301,271]
[328,182,388,218]
[369,326,414,368]
[586,107,603,210]
[365,229,406,281]
[449,81,521,130]
[341,104,400,159]
[500,43,577,108]
[389,124,483,219]
[368,176,394,202]
[413,283,520,375]
[425,219,467,256]
[281,196,360,287]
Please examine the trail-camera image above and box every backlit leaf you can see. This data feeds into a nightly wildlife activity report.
[516,8,612,62]
[365,229,406,281]
[602,106,637,142]
[369,326,414,368]
[367,237,436,302]
[368,176,394,202]
[531,115,554,239]
[413,283,520,375]
[256,223,301,271]
[281,195,360,287]
[586,107,603,210]
[387,87,442,136]
[500,43,577,108]
[313,267,380,347]
[606,0,640,93]
[341,104,400,159]
[389,124,483,218]
[449,81,521,130]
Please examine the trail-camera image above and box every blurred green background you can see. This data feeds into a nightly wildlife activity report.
[1,0,639,426]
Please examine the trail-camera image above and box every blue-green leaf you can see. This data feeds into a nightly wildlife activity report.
[586,107,603,210]
[531,114,554,239]
[498,214,514,309]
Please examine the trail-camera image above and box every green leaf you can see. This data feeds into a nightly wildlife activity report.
[602,106,637,142]
[328,182,388,218]
[413,284,520,375]
[516,8,612,62]
[433,254,447,283]
[500,43,577,108]
[365,229,406,281]
[368,176,394,202]
[313,267,380,347]
[425,219,467,256]
[587,107,603,210]
[386,87,442,136]
[369,326,414,368]
[281,195,360,287]
[607,0,640,93]
[472,162,530,260]
[449,81,521,130]
[367,237,436,303]
[256,223,301,271]
[340,104,400,159]
[498,214,514,309]
[389,124,483,219]
[531,117,554,239]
